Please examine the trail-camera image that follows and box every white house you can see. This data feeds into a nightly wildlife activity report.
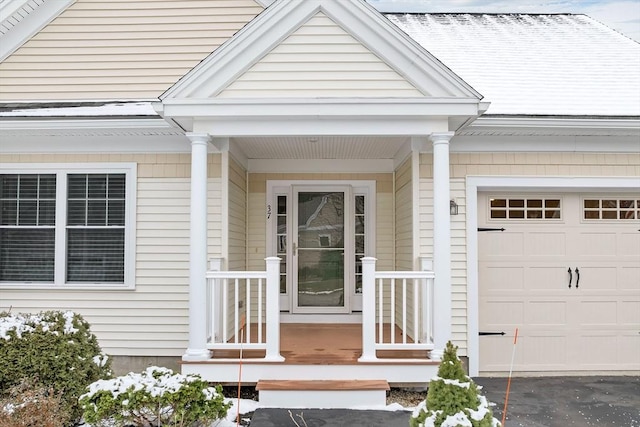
[1,0,639,401]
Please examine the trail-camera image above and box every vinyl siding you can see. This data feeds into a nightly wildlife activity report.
[227,157,247,271]
[394,158,413,271]
[418,151,640,356]
[0,152,224,357]
[0,0,263,100]
[218,12,423,98]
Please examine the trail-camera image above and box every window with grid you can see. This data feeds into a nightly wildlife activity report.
[0,174,56,282]
[354,194,365,294]
[66,174,126,283]
[489,197,561,220]
[583,198,640,220]
[0,167,133,287]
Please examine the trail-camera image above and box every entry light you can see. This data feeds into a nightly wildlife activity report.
[450,199,459,216]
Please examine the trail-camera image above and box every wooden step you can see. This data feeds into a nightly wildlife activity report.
[256,379,390,408]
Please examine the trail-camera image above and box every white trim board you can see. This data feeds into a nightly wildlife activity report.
[465,175,640,377]
[0,0,75,62]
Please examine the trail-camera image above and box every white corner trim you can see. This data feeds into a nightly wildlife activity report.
[0,0,76,62]
[253,0,274,6]
[465,175,640,377]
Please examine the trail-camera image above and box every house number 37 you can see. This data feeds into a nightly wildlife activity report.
[267,204,272,219]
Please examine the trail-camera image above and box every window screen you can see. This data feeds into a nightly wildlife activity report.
[66,174,126,283]
[0,174,56,282]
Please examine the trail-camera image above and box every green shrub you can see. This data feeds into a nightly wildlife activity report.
[79,366,231,427]
[410,341,501,427]
[0,379,71,427]
[0,310,112,422]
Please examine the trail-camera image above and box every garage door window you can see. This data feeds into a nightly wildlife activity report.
[490,197,561,220]
[583,198,639,220]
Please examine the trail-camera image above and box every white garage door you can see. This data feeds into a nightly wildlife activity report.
[478,192,640,373]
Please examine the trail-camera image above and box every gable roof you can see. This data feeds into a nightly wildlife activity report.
[161,0,480,101]
[386,13,640,117]
[158,0,484,135]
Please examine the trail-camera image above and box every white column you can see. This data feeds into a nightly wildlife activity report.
[265,257,284,361]
[358,257,377,362]
[430,132,454,361]
[183,133,211,361]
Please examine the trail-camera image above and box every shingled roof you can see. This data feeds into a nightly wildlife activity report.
[386,13,640,117]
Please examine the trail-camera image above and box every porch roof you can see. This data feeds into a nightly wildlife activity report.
[157,0,485,137]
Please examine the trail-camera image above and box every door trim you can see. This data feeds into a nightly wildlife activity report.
[466,176,640,376]
[266,180,376,315]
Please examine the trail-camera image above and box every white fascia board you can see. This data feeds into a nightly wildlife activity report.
[451,134,640,153]
[1,0,76,61]
[468,116,640,133]
[0,0,30,21]
[322,0,481,99]
[161,0,481,101]
[161,0,314,100]
[191,117,450,137]
[161,98,481,118]
[0,118,178,132]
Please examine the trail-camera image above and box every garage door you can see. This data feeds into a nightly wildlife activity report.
[478,192,640,373]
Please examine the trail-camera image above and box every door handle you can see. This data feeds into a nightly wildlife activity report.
[567,267,572,288]
[575,267,580,288]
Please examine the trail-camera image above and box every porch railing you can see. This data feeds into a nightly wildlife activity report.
[206,257,283,361]
[204,256,434,363]
[359,257,435,361]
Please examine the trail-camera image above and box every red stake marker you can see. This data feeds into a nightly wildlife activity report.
[502,328,519,426]
[237,315,247,427]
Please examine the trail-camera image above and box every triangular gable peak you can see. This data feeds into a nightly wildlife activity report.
[158,0,484,136]
[217,11,425,99]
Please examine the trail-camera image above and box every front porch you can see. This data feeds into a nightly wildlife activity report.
[181,257,440,388]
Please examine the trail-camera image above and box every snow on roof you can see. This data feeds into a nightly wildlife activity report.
[0,101,158,117]
[385,13,640,116]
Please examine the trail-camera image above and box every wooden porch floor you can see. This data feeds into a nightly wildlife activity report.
[211,323,431,364]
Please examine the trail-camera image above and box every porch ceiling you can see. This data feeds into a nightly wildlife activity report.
[231,135,410,159]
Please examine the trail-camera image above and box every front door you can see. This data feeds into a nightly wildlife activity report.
[292,186,351,313]
[267,181,374,315]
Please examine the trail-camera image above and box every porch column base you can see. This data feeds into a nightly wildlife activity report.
[263,354,286,362]
[182,348,211,361]
[430,348,444,362]
[357,355,379,362]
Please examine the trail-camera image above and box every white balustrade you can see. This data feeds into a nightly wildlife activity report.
[206,257,283,361]
[359,257,435,361]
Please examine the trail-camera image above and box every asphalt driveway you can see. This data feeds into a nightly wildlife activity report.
[249,376,640,427]
[475,376,640,427]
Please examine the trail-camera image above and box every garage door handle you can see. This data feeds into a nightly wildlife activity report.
[568,267,573,288]
[575,267,580,288]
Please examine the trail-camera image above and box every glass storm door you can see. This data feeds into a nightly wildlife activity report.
[292,186,351,313]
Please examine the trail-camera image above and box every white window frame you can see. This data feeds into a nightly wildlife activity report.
[0,163,137,290]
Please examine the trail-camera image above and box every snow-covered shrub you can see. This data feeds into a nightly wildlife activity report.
[79,366,231,427]
[0,379,71,427]
[0,310,112,422]
[410,341,501,427]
